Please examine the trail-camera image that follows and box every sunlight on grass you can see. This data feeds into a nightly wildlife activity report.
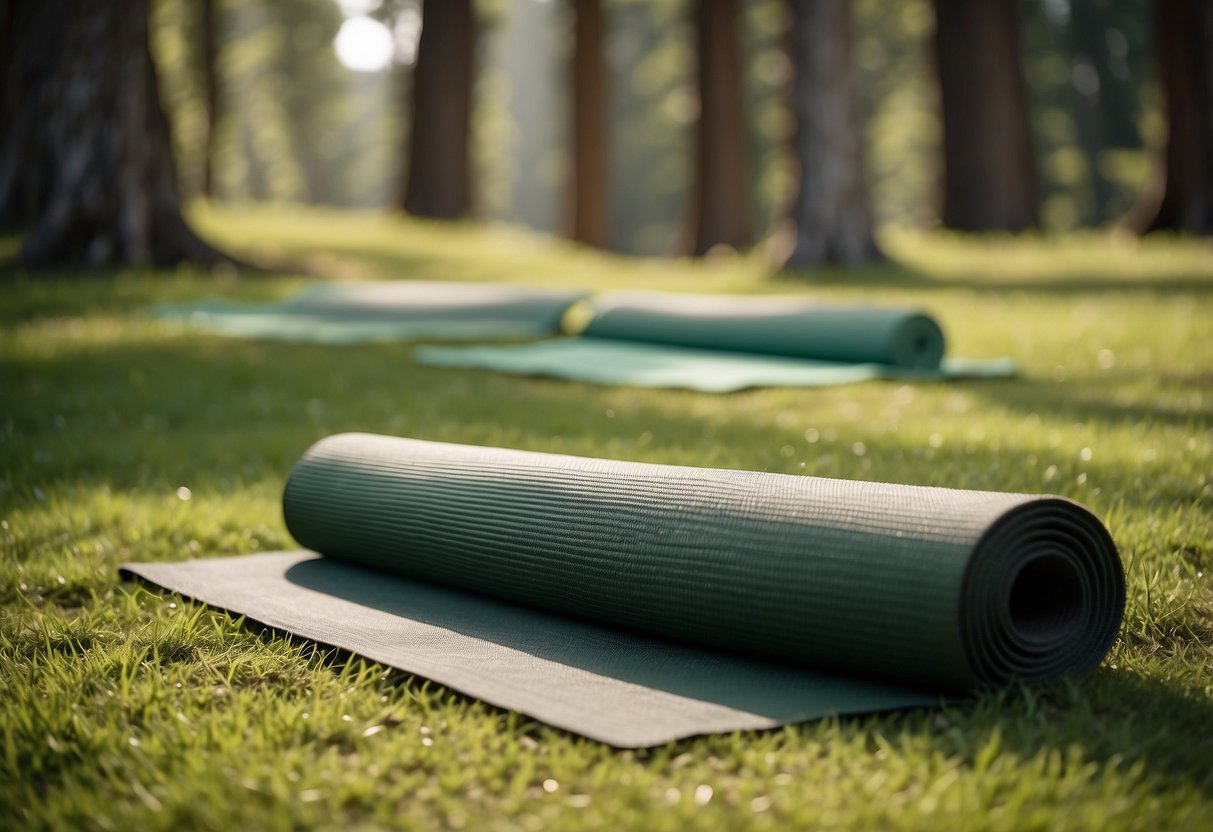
[2,206,1211,829]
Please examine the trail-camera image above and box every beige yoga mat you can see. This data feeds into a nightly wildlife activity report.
[123,434,1124,747]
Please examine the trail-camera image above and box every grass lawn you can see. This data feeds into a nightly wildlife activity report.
[2,204,1211,830]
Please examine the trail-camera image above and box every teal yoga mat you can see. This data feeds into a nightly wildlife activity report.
[581,292,948,367]
[123,433,1125,747]
[418,339,1017,393]
[152,282,587,344]
[416,292,1016,391]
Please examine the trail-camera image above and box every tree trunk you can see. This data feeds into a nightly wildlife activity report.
[403,0,475,219]
[1130,0,1213,235]
[781,0,881,269]
[0,0,18,230]
[933,0,1039,231]
[201,0,219,199]
[567,0,609,248]
[686,0,753,255]
[0,0,229,267]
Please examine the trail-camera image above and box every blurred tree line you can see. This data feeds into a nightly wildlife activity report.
[2,0,1209,268]
[146,0,1171,254]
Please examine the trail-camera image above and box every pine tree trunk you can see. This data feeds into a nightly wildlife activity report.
[933,0,1039,231]
[1130,0,1213,235]
[403,0,475,219]
[686,0,753,255]
[567,0,609,248]
[0,0,230,267]
[781,0,881,269]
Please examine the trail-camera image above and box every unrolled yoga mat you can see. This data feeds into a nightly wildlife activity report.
[122,433,1124,747]
[152,282,587,344]
[417,339,1018,393]
[416,292,1017,391]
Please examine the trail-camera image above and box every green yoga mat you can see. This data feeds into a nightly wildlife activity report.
[416,292,1016,391]
[580,292,949,367]
[123,433,1125,747]
[152,282,587,344]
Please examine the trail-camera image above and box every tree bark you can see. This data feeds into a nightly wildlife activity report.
[200,0,219,199]
[0,0,19,230]
[403,0,475,219]
[781,0,881,269]
[933,0,1039,231]
[686,0,753,255]
[1130,0,1213,235]
[0,0,230,267]
[567,0,609,248]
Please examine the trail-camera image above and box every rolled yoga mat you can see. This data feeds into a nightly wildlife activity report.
[123,433,1124,746]
[151,282,588,344]
[416,292,1017,391]
[580,292,947,368]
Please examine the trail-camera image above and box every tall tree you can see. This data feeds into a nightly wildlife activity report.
[567,0,609,248]
[1130,0,1213,234]
[781,0,881,269]
[0,0,229,266]
[933,0,1038,231]
[686,0,753,255]
[403,0,474,219]
[0,0,229,267]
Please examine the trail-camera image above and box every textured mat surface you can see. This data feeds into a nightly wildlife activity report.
[123,433,1124,746]
[151,282,587,344]
[417,292,1015,391]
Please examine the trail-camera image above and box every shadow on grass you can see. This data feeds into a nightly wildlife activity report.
[0,269,315,330]
[971,375,1213,431]
[778,260,1213,296]
[815,669,1213,799]
[3,328,1203,514]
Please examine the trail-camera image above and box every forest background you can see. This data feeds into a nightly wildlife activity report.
[151,0,1171,257]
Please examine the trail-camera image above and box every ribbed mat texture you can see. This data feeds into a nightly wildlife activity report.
[123,433,1124,746]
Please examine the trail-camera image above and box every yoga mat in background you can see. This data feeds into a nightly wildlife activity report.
[123,434,1125,747]
[416,291,1016,391]
[417,339,1017,393]
[578,292,948,368]
[151,282,587,344]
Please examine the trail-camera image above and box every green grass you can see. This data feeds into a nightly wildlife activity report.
[2,204,1212,830]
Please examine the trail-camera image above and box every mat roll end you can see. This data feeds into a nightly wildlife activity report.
[962,497,1125,687]
[891,313,947,370]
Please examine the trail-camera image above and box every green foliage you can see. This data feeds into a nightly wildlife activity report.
[152,0,402,207]
[1021,0,1158,229]
[854,0,940,229]
[2,206,1211,828]
[606,0,694,255]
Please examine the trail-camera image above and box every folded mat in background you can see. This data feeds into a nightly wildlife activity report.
[416,292,1017,391]
[151,282,588,344]
[123,433,1124,747]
